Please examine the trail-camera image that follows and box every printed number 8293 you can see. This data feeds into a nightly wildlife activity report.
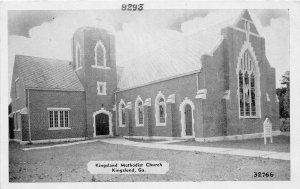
[254,172,274,177]
[121,4,144,11]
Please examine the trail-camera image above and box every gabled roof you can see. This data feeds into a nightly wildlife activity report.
[117,10,257,90]
[14,55,84,91]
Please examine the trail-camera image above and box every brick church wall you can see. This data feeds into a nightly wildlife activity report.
[28,90,86,141]
[116,73,200,138]
[72,28,117,138]
[222,27,279,136]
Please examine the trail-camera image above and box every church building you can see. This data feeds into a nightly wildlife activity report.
[9,10,280,144]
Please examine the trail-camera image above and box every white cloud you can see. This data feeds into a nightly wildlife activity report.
[8,10,289,98]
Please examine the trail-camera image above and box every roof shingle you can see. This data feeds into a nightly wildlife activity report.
[15,55,84,91]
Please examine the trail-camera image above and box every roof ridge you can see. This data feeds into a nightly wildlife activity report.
[15,54,71,64]
[118,10,243,68]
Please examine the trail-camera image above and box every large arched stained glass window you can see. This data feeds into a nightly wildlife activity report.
[238,50,257,117]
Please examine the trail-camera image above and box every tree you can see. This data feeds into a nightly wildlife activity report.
[276,71,290,119]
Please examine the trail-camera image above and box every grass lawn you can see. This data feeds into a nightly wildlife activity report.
[171,135,290,152]
[9,140,290,182]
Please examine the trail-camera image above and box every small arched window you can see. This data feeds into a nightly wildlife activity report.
[75,43,81,69]
[238,50,257,117]
[159,98,166,123]
[135,97,144,126]
[93,40,108,68]
[155,91,166,126]
[119,100,126,127]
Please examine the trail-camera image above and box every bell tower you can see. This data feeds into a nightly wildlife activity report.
[72,27,117,137]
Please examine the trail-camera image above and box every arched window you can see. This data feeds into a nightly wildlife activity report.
[93,40,107,68]
[159,98,166,123]
[118,100,126,127]
[135,96,144,126]
[238,50,258,117]
[155,91,166,126]
[75,43,81,69]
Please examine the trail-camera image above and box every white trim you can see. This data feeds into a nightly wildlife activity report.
[91,65,111,70]
[118,99,126,127]
[134,96,144,127]
[195,130,281,142]
[144,98,151,106]
[48,127,71,131]
[75,42,82,70]
[94,40,107,68]
[48,109,70,129]
[25,87,84,92]
[125,102,132,109]
[229,26,261,38]
[222,90,231,100]
[123,131,283,142]
[155,91,167,126]
[195,89,207,99]
[236,40,261,119]
[11,137,86,145]
[266,93,270,102]
[75,66,83,71]
[93,108,113,137]
[97,81,107,95]
[47,108,71,111]
[123,136,193,141]
[179,97,196,138]
[166,94,175,103]
[275,94,279,103]
[116,70,201,92]
[240,17,254,24]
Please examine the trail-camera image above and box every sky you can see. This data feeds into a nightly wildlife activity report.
[8,9,289,95]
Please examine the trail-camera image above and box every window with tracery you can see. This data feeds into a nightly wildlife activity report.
[238,50,257,117]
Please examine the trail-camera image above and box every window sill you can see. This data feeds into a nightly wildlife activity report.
[48,127,71,130]
[119,125,126,128]
[75,67,82,71]
[97,93,107,96]
[13,129,21,131]
[156,123,166,126]
[239,116,261,119]
[136,124,144,127]
[91,65,110,70]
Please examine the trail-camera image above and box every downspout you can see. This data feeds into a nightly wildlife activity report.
[114,90,118,136]
[27,89,32,142]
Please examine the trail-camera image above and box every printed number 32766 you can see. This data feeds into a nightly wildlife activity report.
[254,172,274,177]
[122,4,144,11]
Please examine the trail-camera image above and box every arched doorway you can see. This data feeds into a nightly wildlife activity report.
[185,104,193,136]
[179,97,195,137]
[95,113,109,135]
[93,108,113,137]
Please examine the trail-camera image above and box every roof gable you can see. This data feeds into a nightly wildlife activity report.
[14,55,84,91]
[117,10,250,90]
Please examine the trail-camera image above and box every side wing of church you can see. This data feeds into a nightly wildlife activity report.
[9,10,280,144]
